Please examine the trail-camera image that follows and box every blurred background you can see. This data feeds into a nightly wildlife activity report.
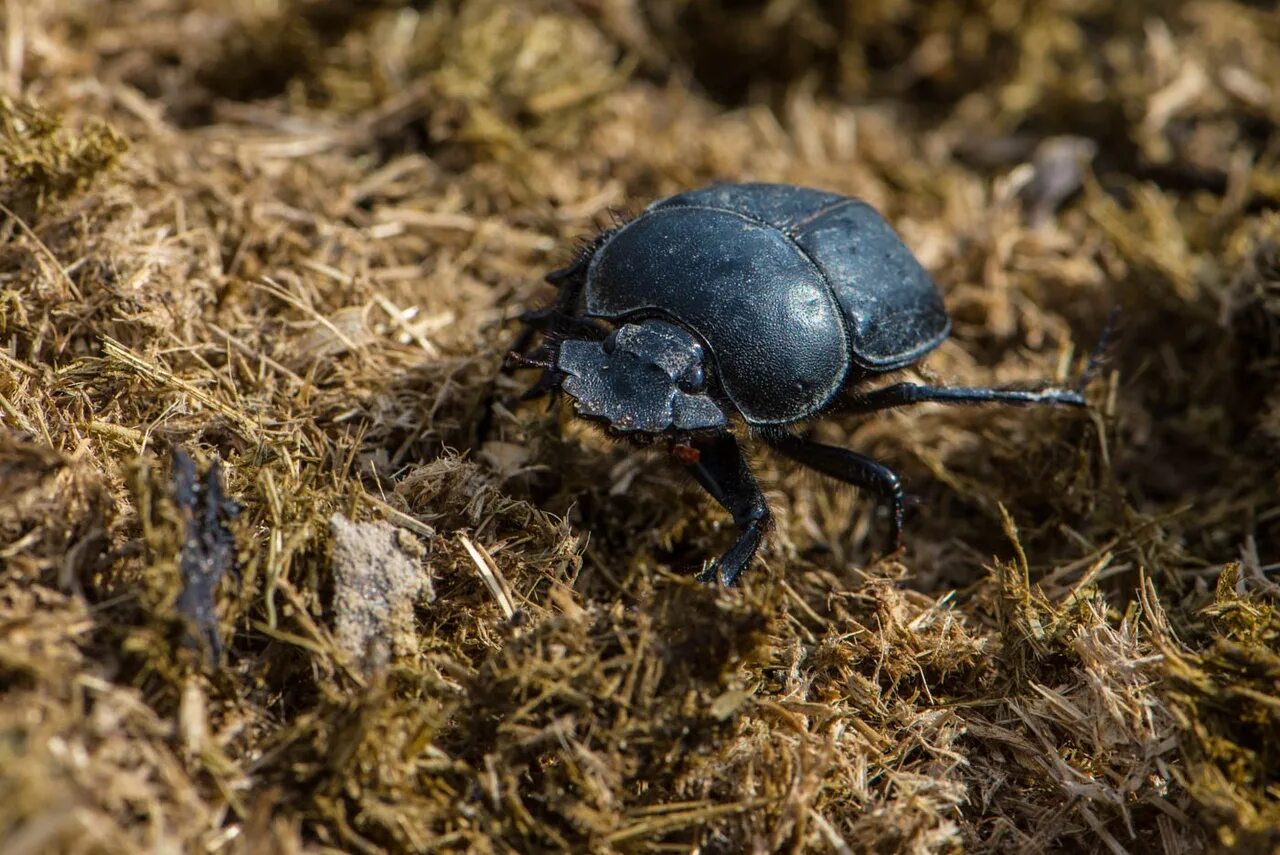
[2,1,1279,852]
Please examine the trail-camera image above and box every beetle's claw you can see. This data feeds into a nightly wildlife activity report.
[695,559,744,587]
[888,512,905,553]
[1074,305,1121,394]
[694,563,719,585]
[878,513,906,559]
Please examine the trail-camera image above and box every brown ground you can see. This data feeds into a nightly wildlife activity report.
[3,1,1280,852]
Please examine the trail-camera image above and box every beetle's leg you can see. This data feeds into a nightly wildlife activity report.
[504,317,608,371]
[485,233,617,442]
[681,433,771,587]
[764,431,905,550]
[1074,305,1120,393]
[489,308,603,441]
[508,267,591,361]
[545,251,593,286]
[517,367,564,403]
[849,312,1117,415]
[846,382,1086,415]
[509,232,618,361]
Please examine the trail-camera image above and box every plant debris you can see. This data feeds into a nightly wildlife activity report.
[172,449,241,665]
[1,0,1279,851]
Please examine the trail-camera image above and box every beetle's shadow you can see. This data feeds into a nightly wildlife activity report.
[481,399,730,566]
[359,340,1112,597]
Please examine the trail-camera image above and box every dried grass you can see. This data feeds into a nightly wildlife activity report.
[2,0,1279,851]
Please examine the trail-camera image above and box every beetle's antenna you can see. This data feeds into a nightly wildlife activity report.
[1075,305,1120,393]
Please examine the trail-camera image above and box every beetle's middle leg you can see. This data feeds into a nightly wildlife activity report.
[763,430,906,550]
[681,432,771,587]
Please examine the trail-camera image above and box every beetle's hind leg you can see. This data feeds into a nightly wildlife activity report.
[845,312,1118,415]
[763,430,906,551]
[845,382,1087,414]
[679,433,771,587]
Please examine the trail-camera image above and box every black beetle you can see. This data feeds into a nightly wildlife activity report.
[506,182,1094,585]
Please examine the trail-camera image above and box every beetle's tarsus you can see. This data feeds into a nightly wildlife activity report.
[694,562,718,585]
[848,382,1087,413]
[1074,305,1120,394]
[505,252,596,369]
[889,499,905,552]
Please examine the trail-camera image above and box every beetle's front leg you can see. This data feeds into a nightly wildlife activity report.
[679,432,771,586]
[508,232,619,362]
[483,265,593,442]
[504,269,607,414]
[507,266,590,362]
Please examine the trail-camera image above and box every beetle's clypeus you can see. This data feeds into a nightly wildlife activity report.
[505,182,1094,585]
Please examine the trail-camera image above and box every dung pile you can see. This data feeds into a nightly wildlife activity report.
[2,0,1279,851]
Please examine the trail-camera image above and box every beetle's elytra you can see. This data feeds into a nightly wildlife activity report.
[505,182,1092,585]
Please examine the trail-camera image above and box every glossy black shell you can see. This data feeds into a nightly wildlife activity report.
[582,183,951,425]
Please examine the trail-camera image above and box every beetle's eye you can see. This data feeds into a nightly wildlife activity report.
[602,329,619,354]
[679,363,706,393]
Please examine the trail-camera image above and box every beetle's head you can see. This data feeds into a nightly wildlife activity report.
[556,320,727,435]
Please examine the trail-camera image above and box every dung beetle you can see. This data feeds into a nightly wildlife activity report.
[505,182,1096,585]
